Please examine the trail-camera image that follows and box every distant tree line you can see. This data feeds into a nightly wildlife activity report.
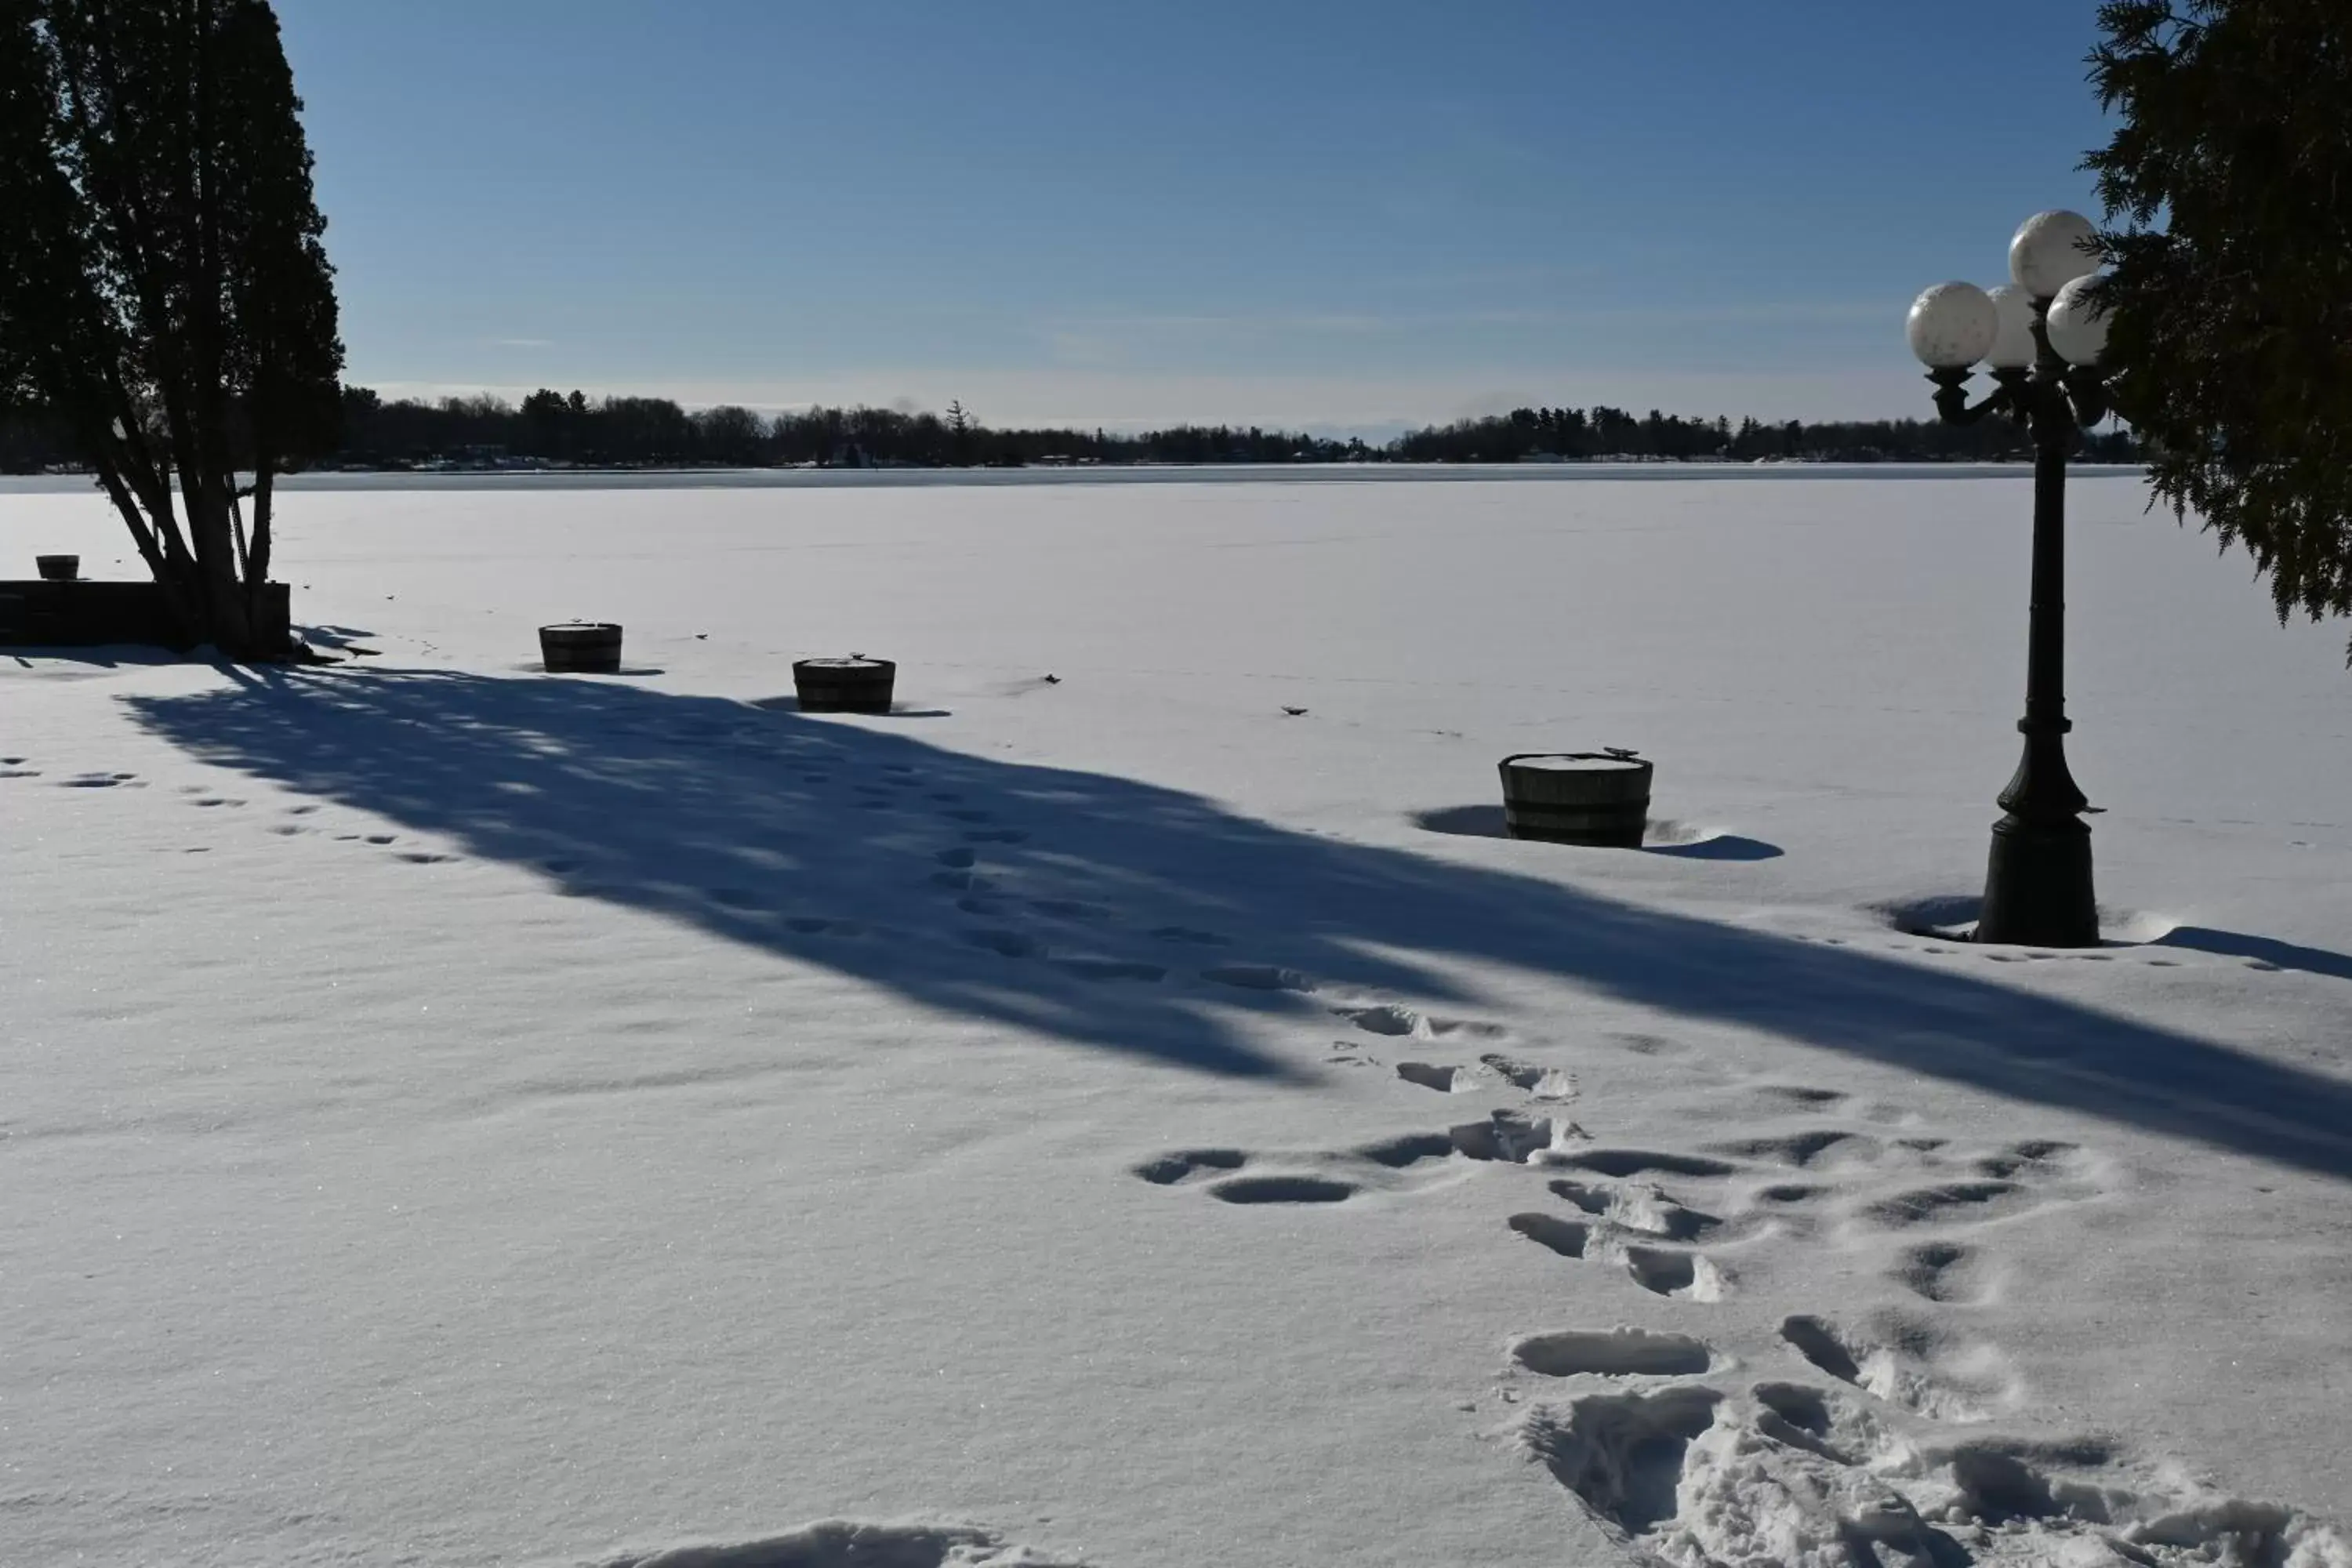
[0,385,2142,474]
[1391,406,2140,464]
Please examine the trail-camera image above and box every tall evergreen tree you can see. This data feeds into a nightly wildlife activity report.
[0,0,342,656]
[2086,0,2352,659]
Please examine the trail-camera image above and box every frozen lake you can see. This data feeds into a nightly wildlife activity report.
[2,473,2345,1567]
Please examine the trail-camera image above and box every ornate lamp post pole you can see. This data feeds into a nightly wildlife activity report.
[1907,211,2114,947]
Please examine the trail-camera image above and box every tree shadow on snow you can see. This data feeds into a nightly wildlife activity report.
[125,669,2352,1179]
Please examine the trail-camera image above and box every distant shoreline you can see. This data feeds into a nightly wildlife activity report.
[0,461,2151,495]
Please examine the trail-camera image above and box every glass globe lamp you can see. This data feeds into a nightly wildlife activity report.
[1983,284,2040,371]
[1906,281,1998,368]
[2009,210,2100,299]
[2045,274,2111,366]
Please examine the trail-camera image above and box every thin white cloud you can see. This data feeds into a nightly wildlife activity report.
[486,337,554,350]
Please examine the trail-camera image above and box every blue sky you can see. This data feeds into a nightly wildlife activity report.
[278,1,2120,432]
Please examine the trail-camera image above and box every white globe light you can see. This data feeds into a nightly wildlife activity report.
[1906,281,1998,368]
[2009,209,2101,299]
[2045,274,2111,366]
[1984,284,2039,370]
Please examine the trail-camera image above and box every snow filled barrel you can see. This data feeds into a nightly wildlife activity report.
[793,656,896,713]
[539,622,622,673]
[35,554,78,582]
[1498,751,1652,847]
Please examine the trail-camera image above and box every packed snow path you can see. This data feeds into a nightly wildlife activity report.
[2,470,2347,1566]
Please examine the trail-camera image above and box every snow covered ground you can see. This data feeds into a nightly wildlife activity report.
[2,469,2347,1568]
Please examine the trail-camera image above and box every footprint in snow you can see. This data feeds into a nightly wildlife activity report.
[1512,1327,1715,1378]
[1028,898,1111,922]
[1778,1310,2017,1423]
[1200,963,1315,993]
[1149,925,1229,946]
[1751,1083,1849,1111]
[58,772,140,788]
[1891,1240,1994,1305]
[1518,1369,2308,1568]
[1050,956,1167,983]
[1334,1002,1510,1041]
[1133,1116,1559,1207]
[1708,1129,1882,1171]
[1507,1207,1733,1301]
[782,916,864,937]
[1393,1054,1576,1100]
[961,927,1036,958]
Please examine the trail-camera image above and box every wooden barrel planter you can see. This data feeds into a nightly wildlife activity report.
[1498,751,1653,848]
[539,622,622,673]
[793,656,895,713]
[35,554,78,582]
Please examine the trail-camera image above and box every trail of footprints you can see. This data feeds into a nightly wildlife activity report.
[1131,1019,2339,1563]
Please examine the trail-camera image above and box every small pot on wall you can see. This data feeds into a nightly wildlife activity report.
[35,554,78,582]
[793,656,895,713]
[539,622,622,673]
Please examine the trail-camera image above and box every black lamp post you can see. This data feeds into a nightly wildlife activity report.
[1906,211,2114,948]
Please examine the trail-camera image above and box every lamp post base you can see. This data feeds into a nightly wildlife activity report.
[1976,814,2098,947]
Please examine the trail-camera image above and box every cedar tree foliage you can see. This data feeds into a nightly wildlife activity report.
[2086,0,2352,659]
[0,0,342,656]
